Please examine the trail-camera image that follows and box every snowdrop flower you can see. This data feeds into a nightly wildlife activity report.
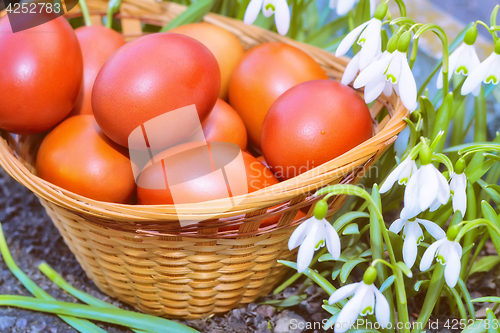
[438,31,481,95]
[336,3,387,75]
[288,201,340,273]
[379,156,418,193]
[420,226,462,288]
[328,267,389,333]
[244,0,291,36]
[389,217,445,269]
[329,0,377,17]
[450,158,467,216]
[400,145,451,220]
[354,32,418,111]
[461,40,500,96]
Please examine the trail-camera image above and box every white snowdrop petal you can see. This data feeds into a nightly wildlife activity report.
[418,165,439,211]
[398,56,418,111]
[444,244,461,288]
[336,21,370,57]
[335,295,364,333]
[373,287,390,328]
[403,227,418,269]
[385,52,403,84]
[379,158,407,193]
[324,221,341,259]
[288,217,312,250]
[359,19,382,69]
[296,222,320,272]
[360,286,375,316]
[420,239,445,271]
[389,219,406,234]
[274,0,290,36]
[341,53,361,85]
[417,219,446,240]
[383,81,393,97]
[364,75,387,104]
[244,0,265,25]
[328,283,360,305]
[461,53,496,95]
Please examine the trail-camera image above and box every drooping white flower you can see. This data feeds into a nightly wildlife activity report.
[400,163,451,220]
[328,277,390,333]
[244,0,291,36]
[450,172,467,216]
[329,0,377,17]
[461,49,500,96]
[379,157,418,194]
[336,17,383,71]
[354,49,417,111]
[288,215,341,273]
[420,238,463,288]
[389,218,446,269]
[437,43,481,95]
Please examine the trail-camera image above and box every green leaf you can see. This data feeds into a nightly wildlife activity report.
[470,256,500,275]
[322,304,340,316]
[278,260,338,297]
[466,157,495,184]
[379,275,395,293]
[0,296,198,333]
[260,294,307,308]
[332,261,343,280]
[486,308,498,333]
[414,280,429,292]
[472,297,500,303]
[481,201,500,255]
[478,180,500,205]
[323,312,340,331]
[333,212,370,230]
[340,258,367,283]
[457,279,476,321]
[388,231,404,262]
[160,0,215,32]
[462,320,488,333]
[396,262,413,278]
[305,16,348,47]
[342,223,360,235]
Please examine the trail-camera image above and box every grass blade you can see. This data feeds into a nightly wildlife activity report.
[0,296,198,333]
[0,224,105,333]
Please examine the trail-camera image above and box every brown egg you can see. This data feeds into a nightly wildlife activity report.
[0,16,83,134]
[92,33,221,148]
[36,115,136,203]
[70,26,126,116]
[170,23,245,100]
[229,42,328,147]
[137,143,278,205]
[262,80,373,180]
[202,99,248,150]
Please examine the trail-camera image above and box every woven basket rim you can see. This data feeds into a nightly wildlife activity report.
[0,1,409,222]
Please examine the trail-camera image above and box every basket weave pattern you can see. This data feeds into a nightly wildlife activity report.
[0,0,409,319]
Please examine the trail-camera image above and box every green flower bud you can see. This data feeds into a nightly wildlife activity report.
[374,2,388,21]
[495,39,500,55]
[314,200,329,220]
[410,110,421,123]
[397,31,412,52]
[464,26,478,46]
[447,225,460,241]
[363,266,378,285]
[419,144,432,165]
[387,34,400,53]
[455,158,466,174]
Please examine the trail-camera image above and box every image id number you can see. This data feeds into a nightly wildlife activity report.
[6,2,62,14]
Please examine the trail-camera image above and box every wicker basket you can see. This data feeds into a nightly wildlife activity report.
[0,0,408,319]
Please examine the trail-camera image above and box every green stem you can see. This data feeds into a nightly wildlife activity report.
[0,225,105,333]
[415,24,451,95]
[391,0,407,17]
[79,0,92,27]
[411,264,446,333]
[460,181,478,279]
[106,0,122,29]
[273,248,326,295]
[474,87,487,142]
